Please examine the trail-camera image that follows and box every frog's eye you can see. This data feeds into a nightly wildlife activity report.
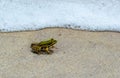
[51,38,54,40]
[51,38,54,41]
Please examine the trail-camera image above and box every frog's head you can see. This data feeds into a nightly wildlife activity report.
[50,38,57,45]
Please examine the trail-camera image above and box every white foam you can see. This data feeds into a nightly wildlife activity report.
[0,0,120,32]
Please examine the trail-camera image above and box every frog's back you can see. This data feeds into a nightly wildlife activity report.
[38,39,52,46]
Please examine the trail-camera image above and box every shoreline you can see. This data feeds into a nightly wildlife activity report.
[0,27,120,33]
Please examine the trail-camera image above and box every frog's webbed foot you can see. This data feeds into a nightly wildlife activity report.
[49,50,54,54]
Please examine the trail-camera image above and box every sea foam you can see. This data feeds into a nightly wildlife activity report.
[0,0,120,32]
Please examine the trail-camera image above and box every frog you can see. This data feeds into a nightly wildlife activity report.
[31,38,57,54]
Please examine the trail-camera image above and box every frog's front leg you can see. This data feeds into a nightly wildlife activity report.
[45,46,51,54]
[50,46,58,49]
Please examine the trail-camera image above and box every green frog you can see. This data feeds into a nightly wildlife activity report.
[31,38,57,54]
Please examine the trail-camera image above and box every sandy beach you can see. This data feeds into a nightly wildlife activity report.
[0,28,120,78]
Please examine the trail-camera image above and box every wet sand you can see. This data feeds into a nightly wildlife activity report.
[0,28,120,78]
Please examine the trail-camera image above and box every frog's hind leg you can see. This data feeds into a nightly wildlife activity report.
[31,46,41,54]
[41,46,53,54]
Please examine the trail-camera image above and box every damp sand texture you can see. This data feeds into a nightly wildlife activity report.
[0,28,120,78]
